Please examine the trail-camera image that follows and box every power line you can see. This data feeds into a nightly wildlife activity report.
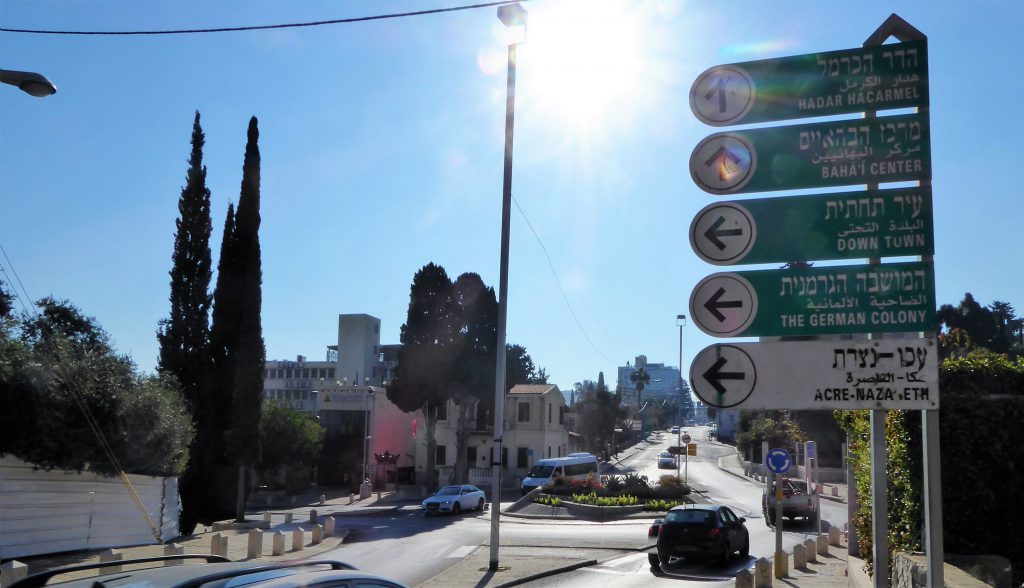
[0,243,35,315]
[0,0,528,36]
[511,196,616,364]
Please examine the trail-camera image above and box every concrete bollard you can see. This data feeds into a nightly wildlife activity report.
[829,526,843,547]
[754,557,772,588]
[319,494,326,506]
[211,533,228,558]
[817,535,829,556]
[735,568,754,588]
[1,561,29,587]
[831,486,839,497]
[309,509,317,524]
[265,495,272,507]
[311,524,323,545]
[164,543,184,565]
[99,548,124,573]
[803,539,817,563]
[263,512,272,524]
[272,531,285,556]
[284,513,294,524]
[793,543,807,569]
[324,516,335,537]
[349,494,355,505]
[774,550,788,579]
[247,530,263,559]
[291,528,304,551]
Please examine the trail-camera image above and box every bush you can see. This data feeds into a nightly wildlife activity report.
[534,495,561,507]
[644,499,684,511]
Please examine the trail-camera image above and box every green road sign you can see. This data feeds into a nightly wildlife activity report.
[689,112,930,195]
[689,261,936,338]
[690,187,934,265]
[690,41,928,126]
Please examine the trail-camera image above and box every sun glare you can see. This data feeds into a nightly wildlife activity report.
[519,0,659,140]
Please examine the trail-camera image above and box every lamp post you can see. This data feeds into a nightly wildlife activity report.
[490,2,526,573]
[676,315,686,478]
[0,69,57,97]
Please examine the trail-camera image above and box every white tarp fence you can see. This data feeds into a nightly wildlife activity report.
[0,456,179,560]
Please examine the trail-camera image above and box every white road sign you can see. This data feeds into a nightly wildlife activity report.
[689,65,756,126]
[690,202,756,265]
[689,338,939,411]
[689,133,756,194]
[689,273,757,337]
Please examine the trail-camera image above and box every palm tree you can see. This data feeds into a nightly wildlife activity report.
[629,366,650,410]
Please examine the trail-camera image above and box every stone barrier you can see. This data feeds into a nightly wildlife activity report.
[164,543,184,565]
[803,539,817,563]
[793,543,807,569]
[291,528,303,551]
[99,548,123,573]
[735,568,754,588]
[263,512,272,524]
[1,561,29,587]
[309,509,317,524]
[817,535,829,555]
[829,527,843,546]
[755,557,772,588]
[211,533,228,558]
[284,513,294,524]
[247,530,263,559]
[272,531,285,556]
[311,524,323,545]
[324,516,335,536]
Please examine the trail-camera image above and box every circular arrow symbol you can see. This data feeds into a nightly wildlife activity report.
[690,65,756,126]
[689,344,756,408]
[690,202,756,265]
[690,273,757,337]
[766,449,792,474]
[690,133,756,195]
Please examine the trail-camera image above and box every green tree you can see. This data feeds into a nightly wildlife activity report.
[735,411,804,462]
[574,378,625,458]
[387,263,455,490]
[505,343,548,392]
[448,273,497,483]
[227,116,266,521]
[0,298,193,477]
[629,366,650,409]
[257,404,324,489]
[0,280,14,317]
[157,112,214,533]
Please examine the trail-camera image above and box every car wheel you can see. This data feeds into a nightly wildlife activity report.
[453,502,461,515]
[648,553,660,569]
[740,536,749,558]
[477,498,485,511]
[719,541,731,565]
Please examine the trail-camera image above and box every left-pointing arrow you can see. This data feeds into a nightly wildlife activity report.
[704,287,743,322]
[702,356,746,394]
[704,216,744,251]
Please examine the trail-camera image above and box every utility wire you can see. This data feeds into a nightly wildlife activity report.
[0,243,34,315]
[511,196,615,364]
[0,0,528,35]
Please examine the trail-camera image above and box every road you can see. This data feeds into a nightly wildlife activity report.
[319,426,848,587]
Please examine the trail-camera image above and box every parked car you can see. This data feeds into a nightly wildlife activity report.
[647,505,749,568]
[520,453,599,495]
[422,484,486,515]
[10,556,410,588]
[657,451,678,469]
[761,478,815,524]
[670,425,680,434]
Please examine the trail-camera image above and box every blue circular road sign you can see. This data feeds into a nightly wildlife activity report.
[766,448,792,474]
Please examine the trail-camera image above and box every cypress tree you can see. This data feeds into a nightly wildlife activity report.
[227,117,265,520]
[157,111,213,534]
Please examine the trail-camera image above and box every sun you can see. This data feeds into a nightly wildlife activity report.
[516,0,664,140]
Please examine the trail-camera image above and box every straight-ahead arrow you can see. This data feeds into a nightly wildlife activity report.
[702,356,746,395]
[703,146,743,182]
[704,287,743,322]
[704,216,744,251]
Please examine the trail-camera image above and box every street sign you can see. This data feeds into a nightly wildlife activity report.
[689,187,934,265]
[681,434,692,443]
[766,449,792,474]
[668,445,685,456]
[688,338,939,410]
[689,261,936,338]
[689,113,930,195]
[687,443,698,456]
[690,41,928,126]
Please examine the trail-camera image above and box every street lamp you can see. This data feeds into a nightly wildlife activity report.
[490,2,526,573]
[676,314,687,424]
[363,378,374,486]
[0,69,57,97]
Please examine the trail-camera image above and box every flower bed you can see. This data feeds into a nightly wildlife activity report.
[533,473,690,513]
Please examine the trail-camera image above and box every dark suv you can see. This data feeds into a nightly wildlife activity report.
[647,504,749,568]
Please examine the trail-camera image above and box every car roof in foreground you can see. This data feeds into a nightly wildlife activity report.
[668,504,721,512]
[12,559,410,588]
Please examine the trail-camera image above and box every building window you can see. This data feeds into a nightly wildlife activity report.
[328,368,335,378]
[302,368,310,378]
[548,403,552,424]
[436,402,448,421]
[517,402,530,423]
[436,445,447,466]
[547,446,552,459]
[285,368,292,379]
[559,406,565,425]
[468,446,477,465]
[501,447,508,468]
[517,447,529,468]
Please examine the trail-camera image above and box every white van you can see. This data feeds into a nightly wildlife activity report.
[520,453,599,495]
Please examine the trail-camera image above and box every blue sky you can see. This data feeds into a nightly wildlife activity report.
[2,0,1021,394]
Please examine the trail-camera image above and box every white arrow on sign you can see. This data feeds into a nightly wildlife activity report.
[689,133,756,195]
[689,65,756,126]
[689,339,940,411]
[690,202,756,265]
[689,273,757,337]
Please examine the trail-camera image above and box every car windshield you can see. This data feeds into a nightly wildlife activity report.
[660,452,673,458]
[436,487,461,496]
[665,509,716,524]
[527,465,555,478]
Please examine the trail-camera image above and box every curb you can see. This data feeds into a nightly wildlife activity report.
[493,559,598,588]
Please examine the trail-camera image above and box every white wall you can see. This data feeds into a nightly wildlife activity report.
[0,457,178,559]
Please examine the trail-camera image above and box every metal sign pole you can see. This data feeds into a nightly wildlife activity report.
[923,409,944,588]
[870,410,889,588]
[774,472,783,554]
